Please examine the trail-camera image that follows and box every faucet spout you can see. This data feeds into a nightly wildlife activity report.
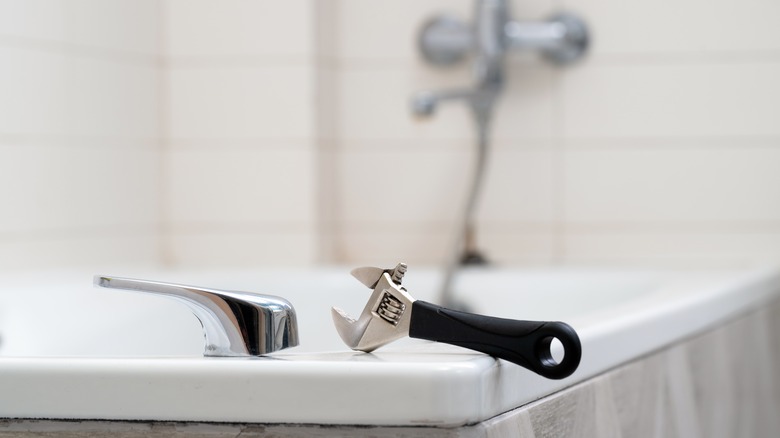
[411,87,500,123]
[94,276,299,357]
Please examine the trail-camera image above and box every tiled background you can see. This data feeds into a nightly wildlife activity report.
[2,0,779,270]
[161,0,317,266]
[0,0,161,270]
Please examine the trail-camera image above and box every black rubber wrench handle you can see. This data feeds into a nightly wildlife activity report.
[408,300,582,380]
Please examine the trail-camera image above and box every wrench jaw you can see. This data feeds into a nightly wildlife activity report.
[331,269,416,353]
[330,307,364,349]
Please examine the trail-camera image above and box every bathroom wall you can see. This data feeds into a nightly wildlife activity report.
[0,1,162,270]
[3,1,779,270]
[322,0,780,266]
[160,0,318,267]
[319,0,559,266]
[555,0,780,265]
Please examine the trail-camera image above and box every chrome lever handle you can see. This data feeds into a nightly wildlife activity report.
[94,276,299,357]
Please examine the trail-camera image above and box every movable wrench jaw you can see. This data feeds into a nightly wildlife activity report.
[331,264,416,352]
[330,307,364,349]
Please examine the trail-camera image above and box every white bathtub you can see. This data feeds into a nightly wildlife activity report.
[0,264,778,426]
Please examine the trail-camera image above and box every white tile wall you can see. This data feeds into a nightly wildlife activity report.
[0,234,160,271]
[0,47,159,139]
[164,231,315,267]
[562,63,780,139]
[5,0,779,270]
[568,0,780,56]
[165,65,313,141]
[562,232,780,265]
[328,1,561,265]
[163,0,312,59]
[0,144,159,233]
[328,0,780,266]
[335,0,556,61]
[335,0,470,62]
[337,226,555,267]
[563,148,780,224]
[164,146,314,226]
[337,145,554,225]
[161,0,317,267]
[0,1,161,270]
[0,0,160,55]
[338,147,472,225]
[337,65,554,142]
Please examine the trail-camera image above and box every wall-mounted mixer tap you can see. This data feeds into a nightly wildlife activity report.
[412,1,588,120]
[411,1,588,306]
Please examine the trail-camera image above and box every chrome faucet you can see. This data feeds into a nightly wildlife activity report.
[94,276,299,357]
[412,1,588,120]
[411,1,588,307]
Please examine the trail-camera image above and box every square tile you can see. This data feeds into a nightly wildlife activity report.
[562,63,780,139]
[0,47,159,138]
[0,144,159,234]
[163,230,316,267]
[561,232,780,264]
[163,146,315,226]
[478,145,555,223]
[567,0,780,55]
[337,64,554,142]
[0,0,160,55]
[163,0,311,58]
[0,232,161,270]
[165,65,314,140]
[563,148,780,223]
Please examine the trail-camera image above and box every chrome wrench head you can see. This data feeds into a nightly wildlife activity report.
[331,263,417,352]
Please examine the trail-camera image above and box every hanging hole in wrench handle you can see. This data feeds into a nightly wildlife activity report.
[408,301,582,380]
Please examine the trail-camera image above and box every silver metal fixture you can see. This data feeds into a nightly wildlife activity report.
[411,4,588,120]
[95,276,299,357]
[417,10,588,71]
[331,263,582,380]
[411,1,588,307]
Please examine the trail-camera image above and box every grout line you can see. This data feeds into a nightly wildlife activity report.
[551,69,567,263]
[313,0,343,264]
[334,220,780,235]
[0,135,158,149]
[334,137,555,150]
[337,222,557,233]
[561,221,780,235]
[561,136,780,150]
[586,50,780,67]
[163,55,312,69]
[4,135,774,151]
[0,33,158,67]
[312,0,328,264]
[0,224,158,243]
[330,136,780,151]
[158,0,172,268]
[301,49,780,70]
[162,138,314,151]
[330,0,346,264]
[164,222,315,235]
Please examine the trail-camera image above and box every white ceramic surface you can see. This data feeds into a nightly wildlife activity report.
[0,265,778,426]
